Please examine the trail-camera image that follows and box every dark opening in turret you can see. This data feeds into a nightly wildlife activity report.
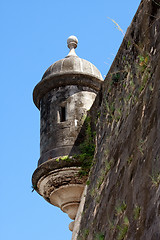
[60,106,66,122]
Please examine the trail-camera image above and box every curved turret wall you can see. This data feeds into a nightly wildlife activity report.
[38,81,97,166]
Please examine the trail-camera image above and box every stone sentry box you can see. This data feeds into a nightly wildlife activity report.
[32,36,103,232]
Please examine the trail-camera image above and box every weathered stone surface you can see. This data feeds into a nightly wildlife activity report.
[39,85,97,164]
[33,74,103,110]
[32,36,103,234]
[37,167,86,231]
[77,0,160,239]
[42,57,103,82]
[72,186,88,239]
[37,167,86,200]
[32,157,83,189]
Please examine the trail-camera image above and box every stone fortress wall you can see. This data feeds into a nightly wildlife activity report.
[76,0,160,239]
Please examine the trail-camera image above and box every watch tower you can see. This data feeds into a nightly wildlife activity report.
[32,36,103,231]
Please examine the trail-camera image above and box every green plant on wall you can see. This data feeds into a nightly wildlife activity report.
[151,173,160,187]
[127,40,131,48]
[127,155,133,165]
[89,157,114,200]
[138,139,145,155]
[105,159,113,173]
[78,228,89,240]
[133,205,141,220]
[138,55,149,71]
[111,72,120,85]
[136,54,151,94]
[94,232,105,240]
[56,155,71,162]
[96,159,113,189]
[115,201,127,216]
[90,186,96,197]
[97,170,106,189]
[108,219,116,231]
[117,216,129,240]
[74,116,96,176]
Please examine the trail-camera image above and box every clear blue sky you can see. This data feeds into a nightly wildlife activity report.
[1,0,141,239]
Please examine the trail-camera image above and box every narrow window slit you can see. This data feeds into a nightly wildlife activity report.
[60,106,66,122]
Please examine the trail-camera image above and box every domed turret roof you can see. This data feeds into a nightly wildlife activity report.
[42,36,103,81]
[33,36,103,109]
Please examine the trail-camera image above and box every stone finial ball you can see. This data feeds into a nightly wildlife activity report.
[67,35,78,49]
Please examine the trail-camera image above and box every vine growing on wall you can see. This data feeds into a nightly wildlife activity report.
[74,116,96,176]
